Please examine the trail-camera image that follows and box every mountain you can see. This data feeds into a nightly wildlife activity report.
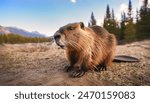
[0,26,11,34]
[0,25,46,37]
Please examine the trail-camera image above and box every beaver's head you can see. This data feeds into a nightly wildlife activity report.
[54,22,85,49]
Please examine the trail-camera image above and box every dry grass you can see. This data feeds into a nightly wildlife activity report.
[0,40,150,86]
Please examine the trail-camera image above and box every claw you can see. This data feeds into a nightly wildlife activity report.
[64,65,72,72]
[95,64,107,72]
[70,69,85,78]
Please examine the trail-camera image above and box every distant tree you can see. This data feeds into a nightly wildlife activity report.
[144,0,148,6]
[0,34,49,44]
[127,0,132,21]
[125,21,136,42]
[124,0,136,42]
[103,4,111,29]
[0,35,4,44]
[120,12,127,40]
[106,4,111,19]
[140,0,149,19]
[112,9,115,20]
[136,8,140,22]
[3,34,8,43]
[136,0,150,39]
[103,5,119,39]
[89,12,97,26]
[88,22,91,27]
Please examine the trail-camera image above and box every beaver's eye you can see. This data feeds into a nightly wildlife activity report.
[67,27,75,31]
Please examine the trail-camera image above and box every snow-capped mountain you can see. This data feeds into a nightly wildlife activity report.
[0,25,46,37]
[0,26,11,34]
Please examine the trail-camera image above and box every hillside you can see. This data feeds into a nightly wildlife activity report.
[0,26,11,34]
[0,25,46,37]
[0,40,150,86]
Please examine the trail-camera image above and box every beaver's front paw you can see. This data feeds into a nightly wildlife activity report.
[70,69,86,78]
[95,64,107,72]
[64,65,73,72]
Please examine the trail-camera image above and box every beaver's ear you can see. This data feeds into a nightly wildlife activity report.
[80,22,85,29]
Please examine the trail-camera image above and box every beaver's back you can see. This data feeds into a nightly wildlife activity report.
[88,25,117,67]
[89,25,109,36]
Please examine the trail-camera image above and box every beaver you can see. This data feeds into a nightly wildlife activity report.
[54,22,117,78]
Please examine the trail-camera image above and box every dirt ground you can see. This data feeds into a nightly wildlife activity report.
[0,40,150,86]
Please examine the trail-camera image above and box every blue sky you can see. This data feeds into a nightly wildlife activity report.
[0,0,146,36]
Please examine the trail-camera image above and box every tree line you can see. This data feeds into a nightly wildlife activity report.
[89,0,150,43]
[0,34,50,44]
[1,0,149,44]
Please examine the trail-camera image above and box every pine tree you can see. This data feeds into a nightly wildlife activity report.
[120,12,127,40]
[127,0,132,21]
[103,5,119,39]
[89,12,96,26]
[103,5,111,29]
[140,0,149,18]
[124,0,136,42]
[88,22,91,27]
[125,21,136,42]
[136,8,139,22]
[0,34,49,44]
[144,0,148,8]
[106,4,111,19]
[137,0,150,39]
[112,9,115,20]
[0,35,4,44]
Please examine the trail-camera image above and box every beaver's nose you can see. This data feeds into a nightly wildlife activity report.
[54,34,61,40]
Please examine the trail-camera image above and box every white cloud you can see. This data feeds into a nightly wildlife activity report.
[115,3,128,21]
[138,0,144,7]
[119,3,128,13]
[70,0,77,4]
[138,0,143,6]
[97,18,103,26]
[138,0,150,7]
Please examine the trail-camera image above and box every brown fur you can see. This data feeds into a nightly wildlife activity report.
[54,22,117,77]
